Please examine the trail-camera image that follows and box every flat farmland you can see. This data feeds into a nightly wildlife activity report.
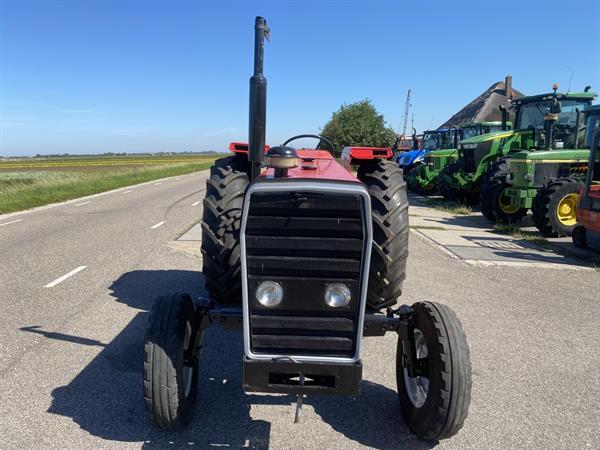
[0,154,221,214]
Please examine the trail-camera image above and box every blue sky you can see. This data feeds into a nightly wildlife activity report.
[1,0,598,156]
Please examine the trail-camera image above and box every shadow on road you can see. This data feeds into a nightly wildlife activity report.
[42,270,431,449]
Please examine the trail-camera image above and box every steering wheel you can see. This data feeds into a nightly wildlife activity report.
[283,134,336,153]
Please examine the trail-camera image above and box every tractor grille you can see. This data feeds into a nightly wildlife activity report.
[242,185,369,360]
[460,142,492,173]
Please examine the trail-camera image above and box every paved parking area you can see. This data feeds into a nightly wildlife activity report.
[408,193,599,270]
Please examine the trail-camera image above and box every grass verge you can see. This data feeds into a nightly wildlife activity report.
[492,224,549,245]
[410,225,448,231]
[0,161,216,214]
[426,200,472,215]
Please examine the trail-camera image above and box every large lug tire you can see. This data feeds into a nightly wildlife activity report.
[358,160,409,311]
[455,190,479,206]
[437,161,460,202]
[396,301,472,441]
[201,155,249,304]
[144,293,201,430]
[531,177,582,237]
[407,166,437,196]
[479,157,527,224]
[572,225,588,249]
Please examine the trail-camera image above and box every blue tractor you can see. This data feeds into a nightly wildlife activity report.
[396,128,460,174]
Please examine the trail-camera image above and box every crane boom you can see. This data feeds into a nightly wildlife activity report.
[402,89,412,136]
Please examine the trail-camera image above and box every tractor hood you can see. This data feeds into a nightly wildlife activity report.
[510,148,591,162]
[397,149,426,165]
[460,129,515,145]
[426,148,458,157]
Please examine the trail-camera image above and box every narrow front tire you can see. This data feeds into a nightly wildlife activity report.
[144,293,201,430]
[396,302,472,441]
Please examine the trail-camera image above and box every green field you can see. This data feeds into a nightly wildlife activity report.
[0,154,222,214]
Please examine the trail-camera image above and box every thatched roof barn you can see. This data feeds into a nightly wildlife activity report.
[440,76,524,128]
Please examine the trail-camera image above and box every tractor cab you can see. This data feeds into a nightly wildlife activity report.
[461,121,508,140]
[397,128,458,173]
[511,90,595,149]
[573,106,600,250]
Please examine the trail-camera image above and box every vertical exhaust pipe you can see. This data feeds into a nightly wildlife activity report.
[574,108,581,149]
[248,16,269,181]
[504,75,512,97]
[499,105,508,131]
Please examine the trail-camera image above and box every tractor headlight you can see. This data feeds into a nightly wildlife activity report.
[255,281,283,307]
[414,155,424,163]
[523,174,533,182]
[461,143,477,149]
[324,283,351,308]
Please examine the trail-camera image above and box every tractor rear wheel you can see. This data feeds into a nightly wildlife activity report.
[201,155,249,304]
[437,161,460,202]
[480,157,527,224]
[396,302,472,441]
[407,166,437,196]
[144,293,200,430]
[358,159,409,311]
[532,178,581,237]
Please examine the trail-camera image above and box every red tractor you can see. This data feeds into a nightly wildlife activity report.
[573,112,600,251]
[143,17,472,441]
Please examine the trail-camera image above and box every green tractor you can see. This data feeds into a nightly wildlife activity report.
[486,102,600,236]
[438,90,596,212]
[406,122,507,196]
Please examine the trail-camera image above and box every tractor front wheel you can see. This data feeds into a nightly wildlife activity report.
[436,161,460,202]
[480,157,527,223]
[396,302,472,441]
[407,166,437,196]
[479,157,527,224]
[144,293,201,430]
[532,178,582,237]
[358,159,409,311]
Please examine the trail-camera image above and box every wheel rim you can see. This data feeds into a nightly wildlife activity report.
[404,329,430,408]
[556,193,579,226]
[182,322,193,398]
[498,188,519,214]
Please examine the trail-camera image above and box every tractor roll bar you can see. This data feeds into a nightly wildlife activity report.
[248,16,270,181]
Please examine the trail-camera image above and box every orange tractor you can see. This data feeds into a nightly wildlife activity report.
[573,106,600,251]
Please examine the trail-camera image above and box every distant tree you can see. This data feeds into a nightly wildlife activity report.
[321,99,396,157]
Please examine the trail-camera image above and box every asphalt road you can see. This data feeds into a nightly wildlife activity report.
[0,171,599,449]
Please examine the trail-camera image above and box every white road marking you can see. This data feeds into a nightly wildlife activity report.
[150,221,166,229]
[123,190,133,194]
[74,201,91,206]
[44,266,87,288]
[0,218,23,227]
[153,182,162,186]
[192,201,201,206]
